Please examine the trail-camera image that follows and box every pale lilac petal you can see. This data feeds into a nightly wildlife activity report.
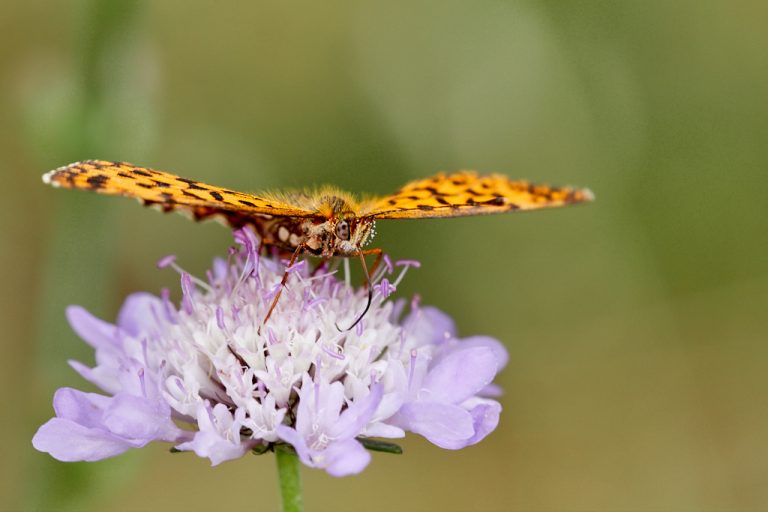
[456,336,509,369]
[102,393,180,443]
[479,383,503,398]
[68,360,121,394]
[319,381,346,430]
[32,418,134,461]
[175,431,251,466]
[117,292,162,337]
[463,398,501,447]
[66,306,119,350]
[276,426,314,468]
[405,306,456,347]
[293,375,315,437]
[323,439,371,477]
[176,431,252,466]
[396,402,474,449]
[176,403,253,465]
[361,423,405,438]
[423,346,497,404]
[51,388,110,428]
[332,382,383,440]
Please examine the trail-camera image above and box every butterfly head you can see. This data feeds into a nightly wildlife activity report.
[320,214,374,257]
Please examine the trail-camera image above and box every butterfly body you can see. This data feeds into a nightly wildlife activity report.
[250,212,374,257]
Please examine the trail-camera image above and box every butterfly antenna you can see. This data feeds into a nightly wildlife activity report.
[338,247,373,331]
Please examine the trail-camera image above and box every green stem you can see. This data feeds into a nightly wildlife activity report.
[275,445,304,512]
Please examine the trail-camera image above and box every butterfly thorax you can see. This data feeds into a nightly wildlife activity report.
[249,196,375,257]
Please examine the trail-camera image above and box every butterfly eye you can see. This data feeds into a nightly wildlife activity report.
[335,220,350,240]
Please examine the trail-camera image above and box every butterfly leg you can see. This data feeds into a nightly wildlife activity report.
[260,242,306,330]
[360,248,384,282]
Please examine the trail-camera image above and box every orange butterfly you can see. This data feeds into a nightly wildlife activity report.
[43,160,593,326]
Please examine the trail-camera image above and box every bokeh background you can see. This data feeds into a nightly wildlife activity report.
[2,1,767,511]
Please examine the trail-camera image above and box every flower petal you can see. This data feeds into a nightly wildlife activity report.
[102,393,179,443]
[276,426,314,468]
[457,336,509,370]
[66,306,119,350]
[32,418,133,461]
[52,388,110,428]
[68,361,121,394]
[117,292,163,337]
[323,438,371,477]
[463,398,502,447]
[396,402,474,449]
[405,306,456,347]
[423,346,497,404]
[332,382,383,440]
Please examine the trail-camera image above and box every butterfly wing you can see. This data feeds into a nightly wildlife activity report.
[43,160,318,224]
[362,171,594,219]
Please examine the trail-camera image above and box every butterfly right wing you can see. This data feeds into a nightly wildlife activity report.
[43,160,318,223]
[361,171,594,219]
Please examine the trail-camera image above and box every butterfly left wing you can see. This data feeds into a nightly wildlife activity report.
[361,171,594,219]
[43,160,318,224]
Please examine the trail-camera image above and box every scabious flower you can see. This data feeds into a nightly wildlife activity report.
[33,228,507,476]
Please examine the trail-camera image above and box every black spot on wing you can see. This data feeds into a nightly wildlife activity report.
[117,172,135,179]
[132,169,152,177]
[86,174,109,189]
[484,196,505,206]
[239,200,256,207]
[210,191,224,201]
[417,204,434,211]
[178,178,208,190]
[152,180,171,188]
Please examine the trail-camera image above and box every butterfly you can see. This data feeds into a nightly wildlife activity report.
[43,160,594,326]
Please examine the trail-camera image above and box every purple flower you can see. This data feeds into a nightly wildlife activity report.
[33,228,507,475]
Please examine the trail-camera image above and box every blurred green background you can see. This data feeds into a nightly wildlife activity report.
[2,0,767,511]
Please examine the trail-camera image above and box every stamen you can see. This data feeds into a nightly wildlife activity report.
[285,259,307,274]
[216,306,226,331]
[375,278,396,299]
[266,327,278,346]
[395,259,421,269]
[161,257,213,293]
[392,260,421,289]
[257,381,266,401]
[383,254,394,274]
[320,343,345,360]
[408,349,417,388]
[138,368,147,397]
[156,254,176,269]
[180,272,194,315]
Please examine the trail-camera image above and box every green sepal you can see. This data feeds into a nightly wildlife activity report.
[357,438,403,454]
[251,443,272,456]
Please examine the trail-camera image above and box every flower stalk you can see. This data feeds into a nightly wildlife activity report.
[275,444,303,512]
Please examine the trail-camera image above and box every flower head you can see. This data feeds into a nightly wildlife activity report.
[33,228,507,476]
